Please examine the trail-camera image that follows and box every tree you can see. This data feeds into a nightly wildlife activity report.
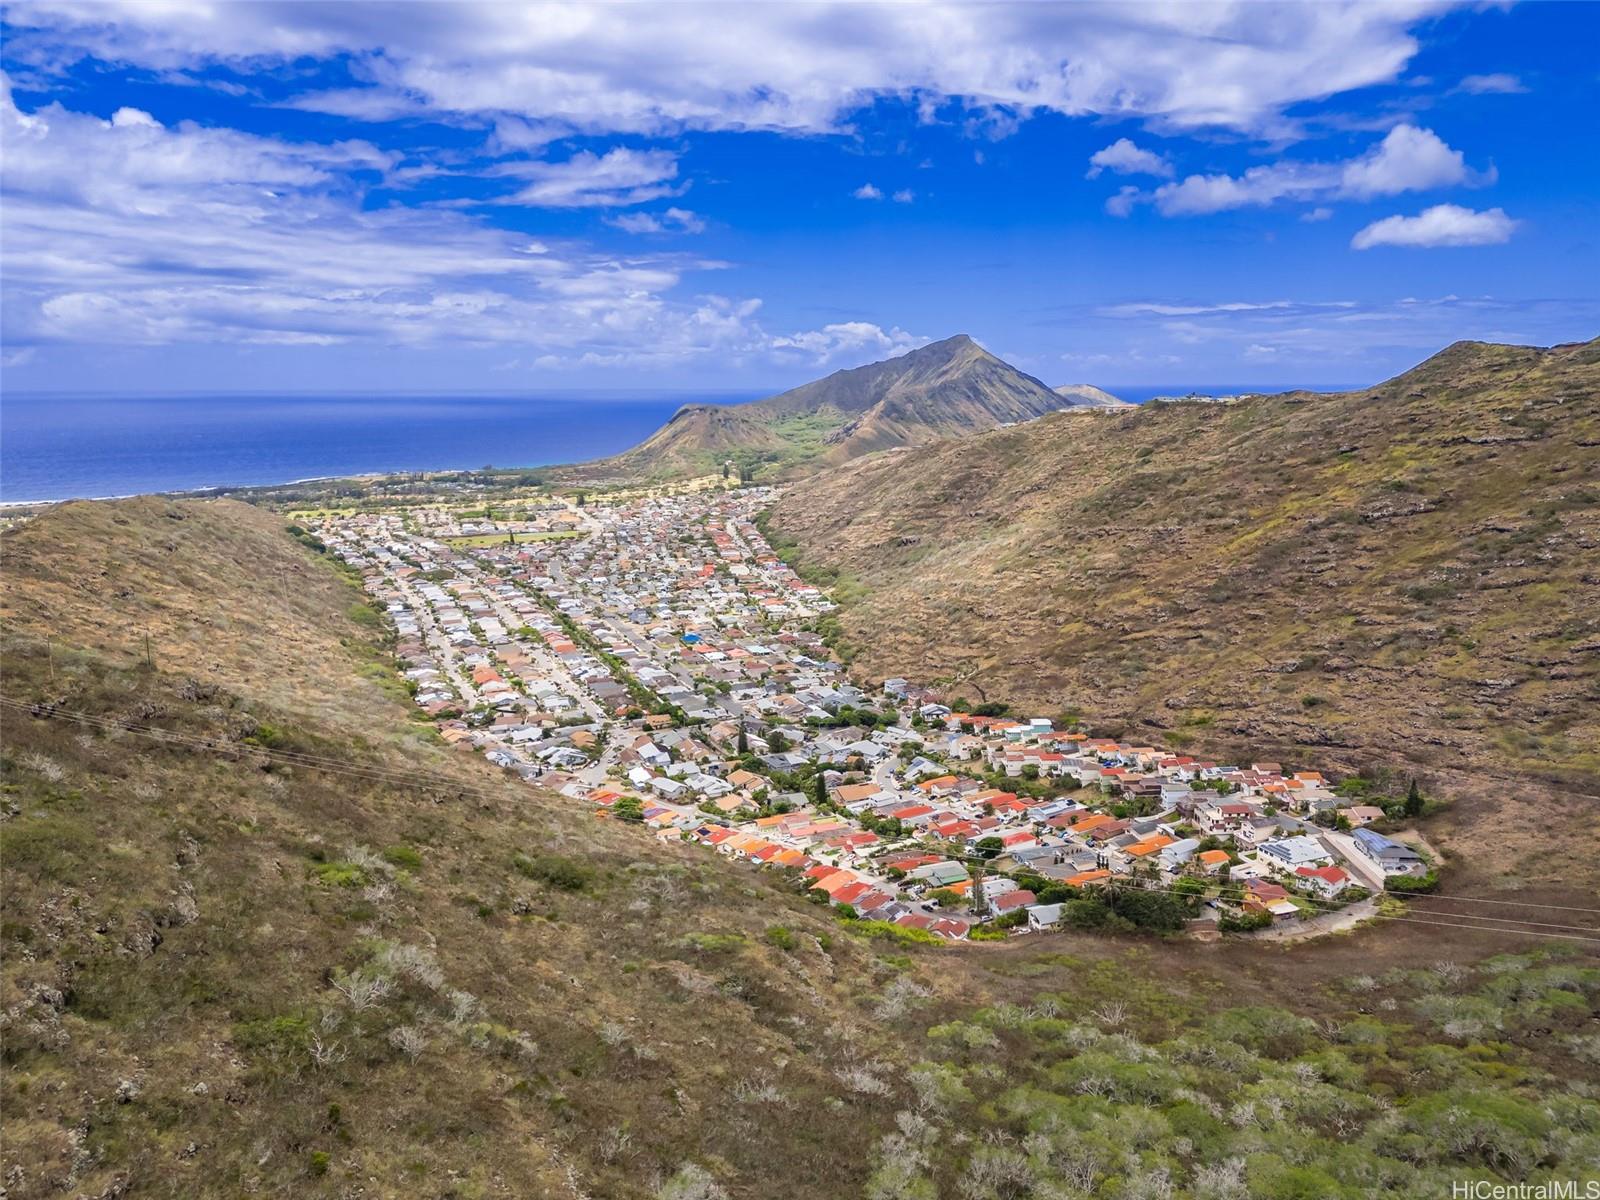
[975,836,1004,860]
[1404,777,1424,818]
[737,728,749,755]
[814,773,829,807]
[613,796,645,823]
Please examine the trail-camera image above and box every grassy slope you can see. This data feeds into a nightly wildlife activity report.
[0,498,920,1197]
[771,339,1600,883]
[4,497,1598,1197]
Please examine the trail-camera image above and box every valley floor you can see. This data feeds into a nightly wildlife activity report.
[312,487,1539,949]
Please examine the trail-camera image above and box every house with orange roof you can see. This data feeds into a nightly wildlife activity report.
[1196,849,1231,874]
[1124,834,1176,860]
[814,871,861,897]
[831,881,872,907]
[1064,869,1111,888]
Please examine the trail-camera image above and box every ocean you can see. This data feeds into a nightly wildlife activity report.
[0,383,1352,504]
[0,391,757,504]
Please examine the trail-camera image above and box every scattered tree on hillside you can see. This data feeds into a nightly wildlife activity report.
[1405,777,1424,818]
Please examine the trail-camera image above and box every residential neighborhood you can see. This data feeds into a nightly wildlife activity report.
[313,486,1435,943]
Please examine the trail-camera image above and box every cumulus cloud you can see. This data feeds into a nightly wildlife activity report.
[1119,124,1486,216]
[1338,123,1477,198]
[1086,137,1172,179]
[605,207,706,234]
[769,321,925,364]
[4,1,1447,139]
[0,82,851,366]
[853,183,884,200]
[1350,204,1518,249]
[892,188,915,203]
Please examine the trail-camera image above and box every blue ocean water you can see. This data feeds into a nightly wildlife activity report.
[0,391,758,503]
[0,383,1353,504]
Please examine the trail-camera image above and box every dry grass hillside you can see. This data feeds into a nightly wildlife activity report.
[0,499,933,1197]
[771,339,1600,883]
[5,497,1599,1197]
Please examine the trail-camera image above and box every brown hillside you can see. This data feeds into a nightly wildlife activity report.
[771,338,1600,877]
[0,498,927,1197]
[4,496,1599,1197]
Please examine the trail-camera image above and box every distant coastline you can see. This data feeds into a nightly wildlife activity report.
[1,383,1358,505]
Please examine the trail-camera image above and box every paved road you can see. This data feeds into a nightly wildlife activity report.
[1319,830,1389,893]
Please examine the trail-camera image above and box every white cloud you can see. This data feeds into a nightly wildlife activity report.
[5,1,1449,140]
[1350,204,1518,249]
[1301,206,1334,222]
[1102,300,1355,317]
[0,82,853,367]
[1338,123,1475,198]
[1104,185,1142,217]
[1137,124,1484,216]
[1081,292,1593,371]
[892,189,915,203]
[769,321,925,364]
[1456,73,1526,95]
[1086,137,1172,179]
[605,207,706,234]
[853,183,884,200]
[488,148,682,208]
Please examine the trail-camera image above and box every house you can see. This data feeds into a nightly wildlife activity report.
[1158,837,1201,873]
[1026,903,1065,931]
[990,889,1037,915]
[1352,828,1425,875]
[1295,865,1352,899]
[1195,849,1231,875]
[1344,805,1386,827]
[1258,835,1333,873]
[1198,801,1257,834]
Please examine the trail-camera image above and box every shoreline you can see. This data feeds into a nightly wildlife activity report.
[0,465,541,510]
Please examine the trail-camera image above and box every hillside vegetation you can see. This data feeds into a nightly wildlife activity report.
[4,498,1598,1197]
[771,338,1600,881]
[584,334,1085,481]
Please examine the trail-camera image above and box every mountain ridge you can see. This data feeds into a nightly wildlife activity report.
[584,333,1102,480]
[768,335,1600,879]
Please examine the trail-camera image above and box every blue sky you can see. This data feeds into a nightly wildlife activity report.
[2,1,1596,395]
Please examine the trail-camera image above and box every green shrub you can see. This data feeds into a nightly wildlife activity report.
[382,844,423,871]
[512,852,593,891]
[311,861,369,888]
[765,925,797,951]
[847,920,942,946]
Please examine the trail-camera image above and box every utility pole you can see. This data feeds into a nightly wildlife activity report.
[143,629,153,669]
[46,637,55,684]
